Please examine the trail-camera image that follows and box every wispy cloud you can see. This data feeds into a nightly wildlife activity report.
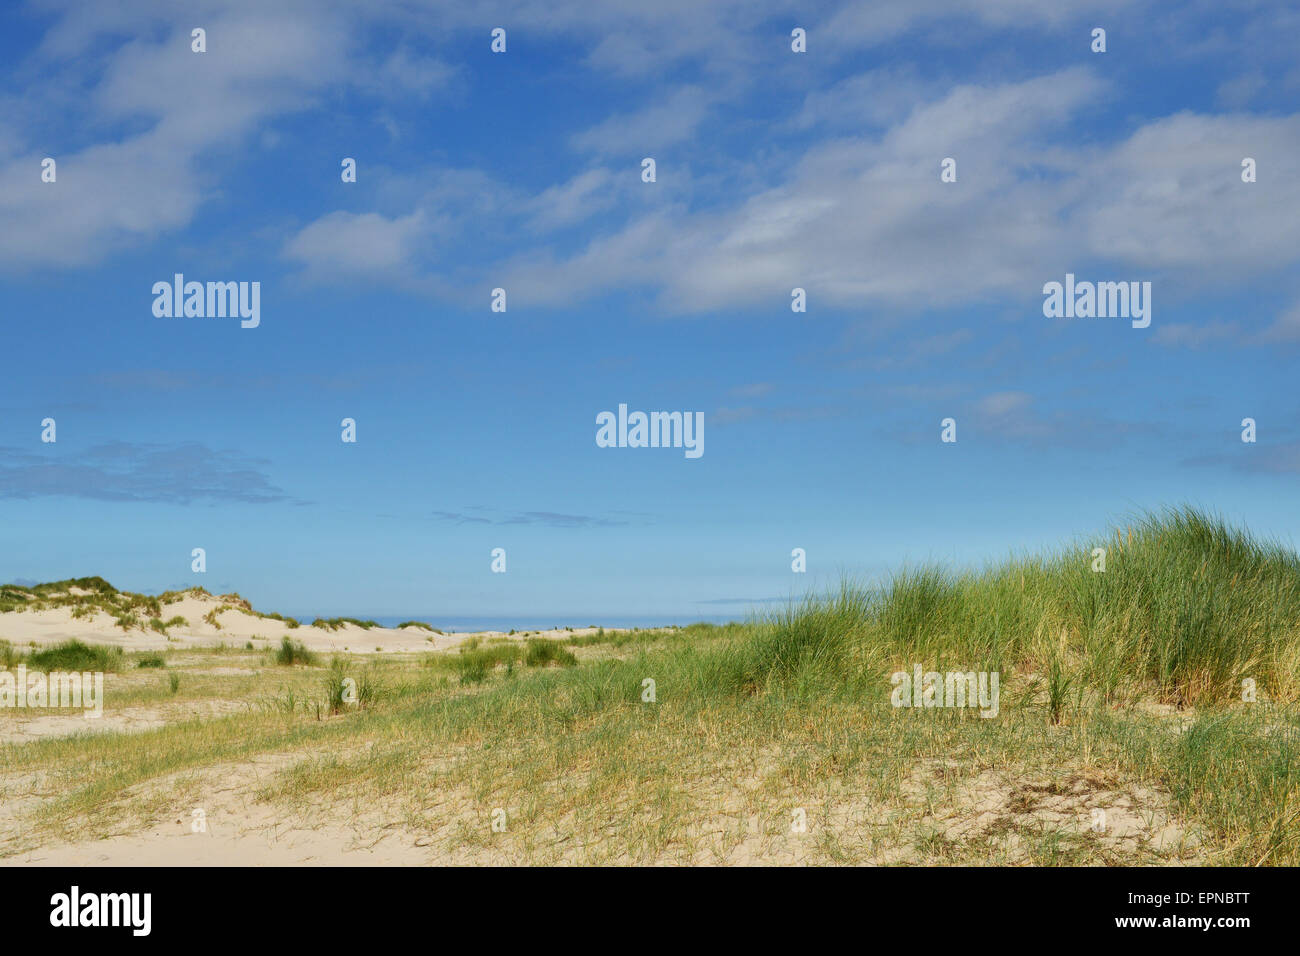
[1152,321,1241,348]
[283,210,430,281]
[489,72,1300,317]
[0,442,291,504]
[1255,300,1300,344]
[431,509,633,528]
[696,596,795,606]
[0,9,361,269]
[1185,442,1300,475]
[571,86,714,156]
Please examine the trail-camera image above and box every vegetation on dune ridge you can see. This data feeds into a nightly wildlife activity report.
[25,640,124,674]
[3,507,1297,701]
[389,508,1298,863]
[0,579,210,623]
[3,507,1298,864]
[392,505,1296,863]
[312,617,381,631]
[874,505,1300,707]
[1,579,324,634]
[427,505,1296,711]
[3,508,1297,698]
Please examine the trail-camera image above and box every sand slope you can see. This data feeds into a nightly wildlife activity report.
[0,589,613,653]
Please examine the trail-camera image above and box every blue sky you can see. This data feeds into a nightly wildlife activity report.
[1,1,1298,623]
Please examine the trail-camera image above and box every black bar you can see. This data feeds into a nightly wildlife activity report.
[1,865,1275,942]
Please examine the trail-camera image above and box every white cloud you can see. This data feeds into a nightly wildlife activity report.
[493,70,1300,316]
[525,168,619,231]
[506,69,1107,310]
[977,391,1033,418]
[790,67,937,132]
[0,2,450,271]
[1077,112,1300,275]
[1216,71,1267,108]
[1152,321,1240,348]
[365,48,457,98]
[283,210,428,279]
[571,86,714,156]
[818,0,1143,54]
[7,0,1296,310]
[0,134,201,267]
[1256,300,1300,343]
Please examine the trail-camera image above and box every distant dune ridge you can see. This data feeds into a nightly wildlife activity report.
[0,579,612,653]
[1,508,1298,865]
[4,505,1297,702]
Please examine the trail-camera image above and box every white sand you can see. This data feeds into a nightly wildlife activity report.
[0,590,618,654]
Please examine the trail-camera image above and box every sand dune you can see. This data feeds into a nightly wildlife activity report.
[0,587,615,654]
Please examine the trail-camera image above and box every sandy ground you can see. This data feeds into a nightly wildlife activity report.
[6,752,443,866]
[0,591,619,654]
[13,829,433,866]
[1,594,1200,865]
[6,752,1199,866]
[0,699,249,745]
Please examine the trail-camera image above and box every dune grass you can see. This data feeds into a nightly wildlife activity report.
[312,617,380,631]
[274,637,317,667]
[2,507,1297,864]
[25,640,124,674]
[876,505,1300,707]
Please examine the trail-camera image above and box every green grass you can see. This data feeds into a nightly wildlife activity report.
[1163,710,1300,865]
[322,657,382,714]
[453,646,514,684]
[275,637,317,667]
[874,505,1300,707]
[25,640,124,673]
[0,641,23,668]
[147,615,186,635]
[421,637,579,684]
[2,507,1298,865]
[4,576,117,599]
[564,627,660,649]
[311,617,380,631]
[523,639,578,668]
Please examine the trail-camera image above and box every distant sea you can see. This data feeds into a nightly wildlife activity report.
[286,613,742,634]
